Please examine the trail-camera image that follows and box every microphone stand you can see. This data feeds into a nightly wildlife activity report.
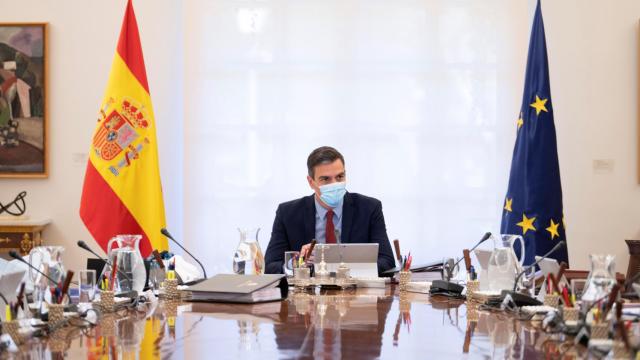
[8,250,76,286]
[500,241,566,307]
[76,241,133,293]
[430,232,492,296]
[161,228,208,283]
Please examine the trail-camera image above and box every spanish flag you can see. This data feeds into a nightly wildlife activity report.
[80,0,167,257]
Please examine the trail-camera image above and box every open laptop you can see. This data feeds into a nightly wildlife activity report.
[313,244,379,278]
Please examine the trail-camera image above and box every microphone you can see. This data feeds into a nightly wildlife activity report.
[430,232,492,297]
[451,232,492,270]
[512,240,566,292]
[9,250,77,286]
[76,240,133,286]
[160,228,207,283]
[501,240,566,307]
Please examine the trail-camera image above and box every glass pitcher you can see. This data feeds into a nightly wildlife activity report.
[29,246,65,306]
[233,228,264,275]
[581,254,616,307]
[487,234,525,291]
[29,246,65,286]
[102,235,146,293]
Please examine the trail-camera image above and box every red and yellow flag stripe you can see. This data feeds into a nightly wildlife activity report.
[80,0,166,257]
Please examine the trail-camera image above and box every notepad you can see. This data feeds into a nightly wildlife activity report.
[187,274,287,303]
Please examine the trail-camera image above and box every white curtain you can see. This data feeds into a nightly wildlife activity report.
[182,0,529,274]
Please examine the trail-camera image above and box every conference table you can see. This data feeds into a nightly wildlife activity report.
[6,285,587,359]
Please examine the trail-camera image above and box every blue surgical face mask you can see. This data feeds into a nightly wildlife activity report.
[319,182,346,208]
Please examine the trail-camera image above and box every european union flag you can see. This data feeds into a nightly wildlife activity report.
[501,0,569,265]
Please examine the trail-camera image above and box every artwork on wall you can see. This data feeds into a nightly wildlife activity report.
[0,23,47,178]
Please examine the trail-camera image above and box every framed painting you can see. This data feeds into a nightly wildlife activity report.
[0,23,47,178]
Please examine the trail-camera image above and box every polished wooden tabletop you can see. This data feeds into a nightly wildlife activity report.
[4,285,586,359]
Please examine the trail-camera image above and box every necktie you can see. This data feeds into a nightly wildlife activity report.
[326,209,336,243]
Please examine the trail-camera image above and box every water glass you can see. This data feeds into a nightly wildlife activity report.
[283,251,300,277]
[79,269,96,303]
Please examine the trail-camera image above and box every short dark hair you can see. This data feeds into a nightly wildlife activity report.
[307,146,345,178]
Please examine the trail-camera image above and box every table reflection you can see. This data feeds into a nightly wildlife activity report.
[274,288,393,358]
[6,286,593,359]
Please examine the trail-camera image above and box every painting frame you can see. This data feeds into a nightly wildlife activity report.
[0,23,47,178]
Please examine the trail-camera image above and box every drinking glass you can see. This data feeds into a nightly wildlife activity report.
[283,251,300,278]
[79,269,96,303]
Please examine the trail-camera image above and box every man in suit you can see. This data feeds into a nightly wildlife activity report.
[264,146,396,275]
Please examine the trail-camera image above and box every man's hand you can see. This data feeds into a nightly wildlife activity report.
[300,243,315,263]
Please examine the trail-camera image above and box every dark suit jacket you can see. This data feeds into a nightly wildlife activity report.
[264,192,396,275]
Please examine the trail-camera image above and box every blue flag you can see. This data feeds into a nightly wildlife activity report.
[501,0,568,266]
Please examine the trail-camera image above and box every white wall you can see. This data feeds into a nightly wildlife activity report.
[543,0,640,273]
[1,0,639,275]
[0,0,183,273]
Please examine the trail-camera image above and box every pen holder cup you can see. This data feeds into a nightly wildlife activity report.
[398,271,411,292]
[562,307,580,323]
[590,322,610,340]
[3,320,25,346]
[99,290,115,313]
[543,294,560,308]
[163,279,180,299]
[47,303,65,326]
[612,340,632,358]
[466,280,480,297]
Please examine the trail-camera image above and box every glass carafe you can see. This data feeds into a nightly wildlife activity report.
[581,254,616,307]
[487,235,525,291]
[29,246,65,286]
[103,235,146,294]
[233,228,264,275]
[29,246,65,307]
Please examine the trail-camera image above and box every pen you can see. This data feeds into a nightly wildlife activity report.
[393,239,402,264]
[299,239,317,266]
[167,259,176,280]
[561,286,571,308]
[616,301,631,350]
[16,282,25,310]
[556,262,568,284]
[462,249,472,273]
[305,239,317,262]
[5,304,11,321]
[152,250,166,270]
[59,270,75,304]
[548,273,561,296]
[110,254,118,291]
